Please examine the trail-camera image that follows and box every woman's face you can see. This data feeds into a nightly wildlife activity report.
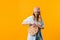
[33,7,40,17]
[34,12,39,17]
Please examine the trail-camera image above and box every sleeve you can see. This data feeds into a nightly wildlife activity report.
[22,16,34,24]
[22,17,30,24]
[38,19,44,28]
[40,20,44,28]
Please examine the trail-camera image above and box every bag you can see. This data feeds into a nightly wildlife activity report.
[28,26,38,35]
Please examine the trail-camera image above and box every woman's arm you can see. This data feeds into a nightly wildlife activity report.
[22,16,34,25]
[36,21,44,29]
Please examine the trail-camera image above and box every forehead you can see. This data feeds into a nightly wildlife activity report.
[33,7,40,13]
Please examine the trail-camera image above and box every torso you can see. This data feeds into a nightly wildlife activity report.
[31,15,42,26]
[28,15,41,35]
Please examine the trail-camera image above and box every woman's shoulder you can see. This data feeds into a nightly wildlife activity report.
[28,15,33,17]
[27,15,34,19]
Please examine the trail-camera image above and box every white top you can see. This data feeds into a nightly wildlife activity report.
[22,15,44,27]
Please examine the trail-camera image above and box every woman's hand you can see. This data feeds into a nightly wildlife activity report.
[31,23,44,29]
[31,23,36,27]
[32,23,41,27]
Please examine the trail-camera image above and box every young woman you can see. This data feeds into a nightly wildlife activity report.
[22,7,44,40]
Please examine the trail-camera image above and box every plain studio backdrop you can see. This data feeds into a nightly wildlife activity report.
[0,0,60,40]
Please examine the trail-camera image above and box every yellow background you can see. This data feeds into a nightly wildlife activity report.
[0,0,60,40]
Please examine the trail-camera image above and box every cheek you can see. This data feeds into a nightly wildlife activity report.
[34,13,38,15]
